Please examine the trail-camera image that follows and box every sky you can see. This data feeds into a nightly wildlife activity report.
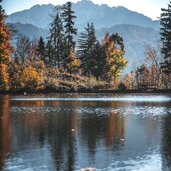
[2,0,169,20]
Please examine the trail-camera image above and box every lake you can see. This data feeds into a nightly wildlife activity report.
[0,94,171,171]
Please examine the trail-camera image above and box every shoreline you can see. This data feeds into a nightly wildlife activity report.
[0,88,171,95]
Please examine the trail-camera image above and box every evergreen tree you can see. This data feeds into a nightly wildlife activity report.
[37,36,47,63]
[78,23,98,76]
[48,7,64,67]
[46,40,55,66]
[90,42,106,79]
[160,1,171,73]
[0,0,12,90]
[62,1,77,60]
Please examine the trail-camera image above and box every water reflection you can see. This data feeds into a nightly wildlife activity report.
[0,94,170,170]
[162,112,171,171]
[0,96,11,171]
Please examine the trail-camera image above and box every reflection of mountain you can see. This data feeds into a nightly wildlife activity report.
[0,96,11,171]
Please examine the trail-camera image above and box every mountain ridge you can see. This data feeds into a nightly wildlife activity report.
[7,0,160,31]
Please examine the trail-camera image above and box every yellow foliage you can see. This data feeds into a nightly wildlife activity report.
[67,51,81,73]
[102,34,128,81]
[21,66,44,90]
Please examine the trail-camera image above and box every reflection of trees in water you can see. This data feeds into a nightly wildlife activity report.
[162,114,171,171]
[0,96,11,171]
[80,101,125,161]
[105,112,124,148]
[46,101,80,171]
[10,100,46,149]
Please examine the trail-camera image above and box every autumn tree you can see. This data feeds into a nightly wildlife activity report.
[135,64,150,89]
[66,48,81,73]
[102,33,127,82]
[14,36,32,64]
[144,46,164,88]
[0,0,12,90]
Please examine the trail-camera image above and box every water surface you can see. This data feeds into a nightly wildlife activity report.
[0,94,171,171]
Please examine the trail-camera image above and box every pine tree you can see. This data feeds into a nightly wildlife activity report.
[48,7,64,67]
[37,36,47,63]
[46,40,55,66]
[0,0,12,90]
[62,1,77,60]
[160,1,171,73]
[78,23,98,76]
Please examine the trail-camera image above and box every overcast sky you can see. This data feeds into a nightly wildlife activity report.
[2,0,169,20]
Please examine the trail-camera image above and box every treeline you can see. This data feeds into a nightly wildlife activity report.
[0,1,170,92]
[0,1,128,92]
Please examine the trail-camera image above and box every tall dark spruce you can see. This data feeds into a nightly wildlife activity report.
[47,7,64,67]
[62,2,77,60]
[160,1,171,74]
[37,36,47,63]
[78,23,103,77]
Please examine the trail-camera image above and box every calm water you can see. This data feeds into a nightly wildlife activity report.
[0,94,171,171]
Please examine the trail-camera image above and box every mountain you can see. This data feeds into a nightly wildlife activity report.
[9,22,48,40]
[7,4,54,29]
[7,0,160,31]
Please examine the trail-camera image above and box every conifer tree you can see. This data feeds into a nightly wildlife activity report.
[62,1,77,60]
[0,0,12,90]
[78,23,98,76]
[46,40,55,66]
[160,1,171,73]
[48,7,64,67]
[37,36,46,63]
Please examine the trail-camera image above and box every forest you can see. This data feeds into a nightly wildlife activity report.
[0,0,171,93]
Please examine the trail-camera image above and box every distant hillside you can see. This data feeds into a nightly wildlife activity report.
[9,22,48,40]
[7,0,160,31]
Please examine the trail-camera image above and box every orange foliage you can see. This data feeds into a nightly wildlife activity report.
[0,5,12,90]
[0,64,9,90]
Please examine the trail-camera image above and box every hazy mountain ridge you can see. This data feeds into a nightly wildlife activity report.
[8,22,49,39]
[7,0,160,31]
